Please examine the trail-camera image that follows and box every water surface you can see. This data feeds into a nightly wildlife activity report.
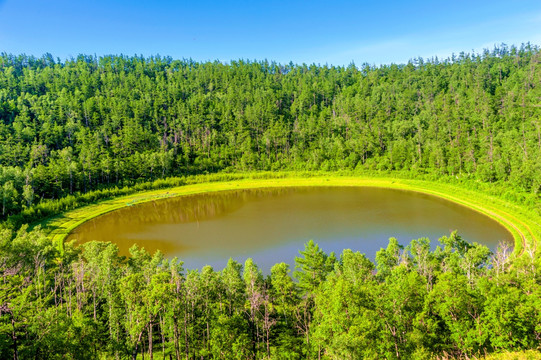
[66,187,512,271]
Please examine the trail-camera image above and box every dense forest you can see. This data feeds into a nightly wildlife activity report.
[1,45,541,359]
[1,227,540,359]
[0,44,540,221]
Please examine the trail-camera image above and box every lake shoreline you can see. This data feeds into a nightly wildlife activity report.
[37,172,540,257]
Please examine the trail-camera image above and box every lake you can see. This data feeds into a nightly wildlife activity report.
[66,186,513,271]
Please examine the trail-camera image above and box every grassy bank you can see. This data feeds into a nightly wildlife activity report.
[37,172,540,256]
[480,350,541,360]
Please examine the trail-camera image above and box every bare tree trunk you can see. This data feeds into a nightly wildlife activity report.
[149,318,153,360]
[141,339,145,360]
[206,320,210,354]
[133,331,145,360]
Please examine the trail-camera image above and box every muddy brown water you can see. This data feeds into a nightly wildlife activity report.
[66,187,513,271]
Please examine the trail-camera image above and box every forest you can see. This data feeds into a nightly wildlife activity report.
[1,227,540,359]
[0,43,541,359]
[0,44,540,222]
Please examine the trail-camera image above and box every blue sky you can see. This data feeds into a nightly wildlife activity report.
[1,0,541,66]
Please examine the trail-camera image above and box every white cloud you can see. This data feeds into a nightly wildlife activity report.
[326,10,541,66]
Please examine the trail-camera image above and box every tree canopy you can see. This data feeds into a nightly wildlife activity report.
[0,228,539,359]
[0,44,540,220]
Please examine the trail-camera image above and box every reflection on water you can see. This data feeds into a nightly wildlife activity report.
[67,187,513,271]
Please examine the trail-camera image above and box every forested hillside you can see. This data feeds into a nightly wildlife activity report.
[1,45,541,359]
[1,44,540,219]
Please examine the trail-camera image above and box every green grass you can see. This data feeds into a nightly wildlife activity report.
[36,172,540,257]
[476,350,541,360]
